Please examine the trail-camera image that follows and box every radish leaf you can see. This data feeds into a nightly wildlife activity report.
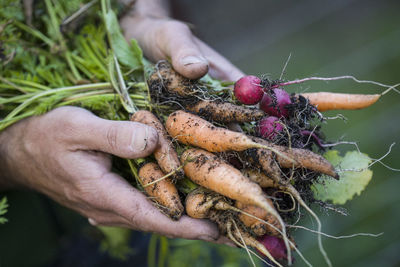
[312,150,373,205]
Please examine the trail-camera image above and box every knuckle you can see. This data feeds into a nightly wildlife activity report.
[106,124,119,152]
[158,20,190,36]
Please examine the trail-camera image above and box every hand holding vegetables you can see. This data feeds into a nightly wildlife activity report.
[0,107,222,242]
[120,0,244,81]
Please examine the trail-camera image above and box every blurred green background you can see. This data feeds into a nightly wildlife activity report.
[172,0,400,266]
[1,0,399,266]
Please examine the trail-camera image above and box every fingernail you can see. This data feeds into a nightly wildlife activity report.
[198,234,217,242]
[180,56,207,66]
[131,126,149,152]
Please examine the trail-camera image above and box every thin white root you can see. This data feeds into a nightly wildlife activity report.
[229,203,313,267]
[280,53,292,80]
[285,185,332,267]
[226,223,275,267]
[229,219,283,267]
[229,220,257,267]
[288,225,384,239]
[276,75,400,95]
[338,143,400,173]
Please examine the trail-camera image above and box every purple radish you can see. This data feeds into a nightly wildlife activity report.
[258,116,284,140]
[260,88,291,118]
[257,235,287,260]
[234,75,264,105]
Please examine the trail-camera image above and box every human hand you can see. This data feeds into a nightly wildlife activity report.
[120,0,244,81]
[0,106,223,242]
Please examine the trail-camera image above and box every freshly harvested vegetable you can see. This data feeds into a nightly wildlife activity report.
[181,149,277,217]
[131,110,183,179]
[181,148,292,263]
[185,189,229,219]
[242,169,279,189]
[187,100,265,123]
[257,235,288,261]
[138,163,184,220]
[185,190,286,266]
[234,75,264,105]
[148,60,197,97]
[166,110,266,152]
[253,137,339,179]
[300,92,380,111]
[235,201,281,237]
[258,116,284,140]
[225,219,284,267]
[260,89,291,118]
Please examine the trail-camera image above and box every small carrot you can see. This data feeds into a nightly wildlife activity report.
[131,110,183,179]
[166,110,282,154]
[300,92,380,112]
[166,110,259,152]
[242,168,279,188]
[185,191,285,266]
[226,219,284,267]
[185,189,227,219]
[185,188,281,236]
[248,169,333,266]
[252,137,339,179]
[235,201,281,237]
[148,60,197,97]
[187,100,265,123]
[138,162,184,220]
[181,148,292,263]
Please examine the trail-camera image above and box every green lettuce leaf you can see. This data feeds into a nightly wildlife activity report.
[312,150,373,205]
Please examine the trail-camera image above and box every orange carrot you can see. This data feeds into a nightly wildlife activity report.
[138,162,184,220]
[131,110,183,179]
[166,110,338,179]
[187,100,265,123]
[148,60,197,97]
[242,168,279,188]
[165,110,265,152]
[252,137,339,179]
[181,148,292,262]
[236,201,281,237]
[185,189,226,219]
[300,92,380,112]
[246,169,332,266]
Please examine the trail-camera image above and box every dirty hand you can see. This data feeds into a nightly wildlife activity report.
[120,0,244,81]
[0,107,223,242]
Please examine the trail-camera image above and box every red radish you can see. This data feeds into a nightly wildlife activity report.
[260,89,291,118]
[257,235,287,260]
[258,116,283,140]
[234,75,264,105]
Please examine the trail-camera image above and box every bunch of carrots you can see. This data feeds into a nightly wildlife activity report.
[0,1,388,265]
[132,61,381,266]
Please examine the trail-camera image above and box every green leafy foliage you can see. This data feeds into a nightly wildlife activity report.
[104,10,143,71]
[0,196,8,224]
[313,150,373,205]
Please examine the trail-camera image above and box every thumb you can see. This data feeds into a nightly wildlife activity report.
[160,21,209,79]
[72,110,158,158]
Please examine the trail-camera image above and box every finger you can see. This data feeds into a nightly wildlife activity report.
[194,37,244,81]
[66,109,158,158]
[98,172,220,241]
[158,21,209,79]
[212,236,237,248]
